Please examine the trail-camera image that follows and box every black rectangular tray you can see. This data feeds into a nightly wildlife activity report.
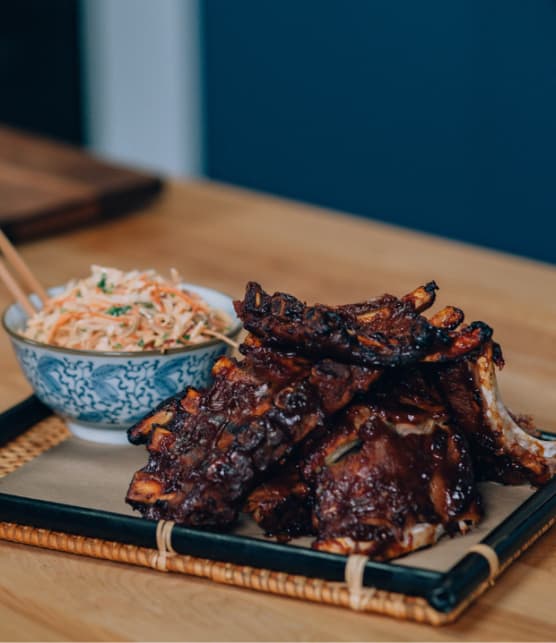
[1,396,555,615]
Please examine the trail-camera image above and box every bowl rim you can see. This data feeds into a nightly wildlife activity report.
[2,282,243,358]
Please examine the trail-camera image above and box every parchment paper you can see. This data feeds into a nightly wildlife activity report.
[0,435,535,572]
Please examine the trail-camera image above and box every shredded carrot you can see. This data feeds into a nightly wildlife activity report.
[150,284,164,311]
[46,312,84,343]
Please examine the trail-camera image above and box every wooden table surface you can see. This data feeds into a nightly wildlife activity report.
[0,180,555,641]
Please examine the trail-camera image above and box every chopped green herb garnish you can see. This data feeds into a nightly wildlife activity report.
[137,338,145,347]
[113,343,123,349]
[76,290,82,298]
[183,334,190,340]
[139,302,155,308]
[105,305,131,317]
[97,273,107,290]
[97,273,113,293]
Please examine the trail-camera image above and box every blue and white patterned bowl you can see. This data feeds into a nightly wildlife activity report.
[2,283,242,444]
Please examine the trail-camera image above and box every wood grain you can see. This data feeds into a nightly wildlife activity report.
[0,179,554,641]
[0,127,162,242]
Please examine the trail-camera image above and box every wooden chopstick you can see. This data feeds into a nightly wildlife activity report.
[0,229,48,305]
[0,256,37,317]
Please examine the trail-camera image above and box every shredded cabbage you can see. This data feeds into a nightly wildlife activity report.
[22,266,233,352]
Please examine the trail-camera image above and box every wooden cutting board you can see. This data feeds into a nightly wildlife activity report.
[0,126,163,242]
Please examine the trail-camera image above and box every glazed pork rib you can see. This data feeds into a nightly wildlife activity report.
[235,281,492,368]
[438,342,556,486]
[246,463,313,539]
[247,337,556,556]
[126,337,380,527]
[247,367,483,558]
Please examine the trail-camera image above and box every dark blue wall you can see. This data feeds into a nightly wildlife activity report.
[0,1,82,144]
[202,1,556,264]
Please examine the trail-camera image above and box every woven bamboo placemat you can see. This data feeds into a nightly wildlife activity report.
[0,415,549,626]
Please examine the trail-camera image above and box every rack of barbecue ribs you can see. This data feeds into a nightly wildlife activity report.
[126,282,556,560]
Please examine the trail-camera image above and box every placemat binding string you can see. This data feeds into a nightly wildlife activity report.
[345,554,376,610]
[468,543,500,584]
[153,519,176,571]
